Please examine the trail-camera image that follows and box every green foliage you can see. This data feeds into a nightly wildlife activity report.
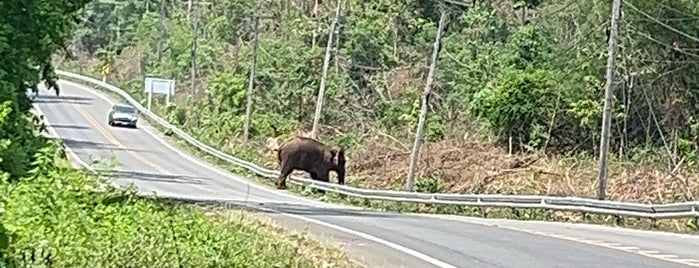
[415,174,444,193]
[375,87,444,141]
[471,68,558,148]
[61,0,699,166]
[0,165,353,267]
[0,0,90,181]
[337,132,361,151]
[677,137,697,165]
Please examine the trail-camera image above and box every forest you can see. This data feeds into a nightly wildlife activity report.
[0,0,358,266]
[57,0,699,216]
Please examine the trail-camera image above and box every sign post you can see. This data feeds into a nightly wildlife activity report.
[144,77,175,111]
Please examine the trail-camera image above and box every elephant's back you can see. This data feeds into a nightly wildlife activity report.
[279,139,324,166]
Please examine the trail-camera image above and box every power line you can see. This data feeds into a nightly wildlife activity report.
[624,1,699,44]
[645,0,699,21]
[625,25,699,58]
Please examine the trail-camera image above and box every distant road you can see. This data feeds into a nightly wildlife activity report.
[33,80,699,268]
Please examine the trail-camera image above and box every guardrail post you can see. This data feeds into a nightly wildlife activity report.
[693,205,698,231]
[650,218,658,230]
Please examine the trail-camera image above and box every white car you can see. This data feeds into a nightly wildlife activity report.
[107,103,138,128]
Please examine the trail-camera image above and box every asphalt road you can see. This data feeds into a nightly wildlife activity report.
[33,80,699,268]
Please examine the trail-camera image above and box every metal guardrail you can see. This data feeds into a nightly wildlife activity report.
[54,70,699,221]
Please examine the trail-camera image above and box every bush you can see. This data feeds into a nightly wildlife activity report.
[470,67,559,149]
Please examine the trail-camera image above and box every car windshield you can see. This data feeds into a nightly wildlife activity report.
[115,105,136,114]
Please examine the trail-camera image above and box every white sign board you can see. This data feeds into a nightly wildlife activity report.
[144,77,175,95]
[144,77,175,110]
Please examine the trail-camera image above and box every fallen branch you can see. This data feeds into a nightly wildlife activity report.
[377,131,409,152]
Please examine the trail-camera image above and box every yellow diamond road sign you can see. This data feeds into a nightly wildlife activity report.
[101,64,110,76]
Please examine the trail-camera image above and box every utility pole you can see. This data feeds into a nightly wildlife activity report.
[242,15,261,143]
[405,8,448,192]
[310,0,342,140]
[596,0,623,200]
[189,0,199,103]
[157,0,166,63]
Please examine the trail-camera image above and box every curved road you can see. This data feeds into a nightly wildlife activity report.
[33,80,699,268]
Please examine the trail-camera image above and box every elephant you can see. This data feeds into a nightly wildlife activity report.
[275,136,346,191]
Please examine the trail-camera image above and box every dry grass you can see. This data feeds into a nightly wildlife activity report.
[206,208,364,268]
[348,135,698,204]
[238,124,698,207]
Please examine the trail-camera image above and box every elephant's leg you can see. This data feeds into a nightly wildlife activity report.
[310,172,327,194]
[319,171,330,183]
[276,164,293,190]
[310,172,320,181]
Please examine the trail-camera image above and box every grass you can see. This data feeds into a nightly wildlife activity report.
[53,64,699,236]
[0,139,362,268]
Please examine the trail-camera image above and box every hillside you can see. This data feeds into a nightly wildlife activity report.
[57,0,699,229]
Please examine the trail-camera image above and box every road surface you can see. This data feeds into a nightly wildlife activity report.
[32,80,699,268]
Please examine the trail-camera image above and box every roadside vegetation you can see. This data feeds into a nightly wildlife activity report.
[0,1,361,267]
[56,0,699,233]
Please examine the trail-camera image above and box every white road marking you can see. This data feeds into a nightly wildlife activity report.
[602,243,623,247]
[581,239,606,244]
[57,80,458,268]
[617,246,640,251]
[32,102,93,172]
[654,255,680,259]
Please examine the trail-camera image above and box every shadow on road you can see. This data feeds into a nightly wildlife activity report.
[33,94,93,105]
[99,169,206,185]
[61,137,154,153]
[152,195,399,218]
[50,124,91,130]
[263,202,398,218]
